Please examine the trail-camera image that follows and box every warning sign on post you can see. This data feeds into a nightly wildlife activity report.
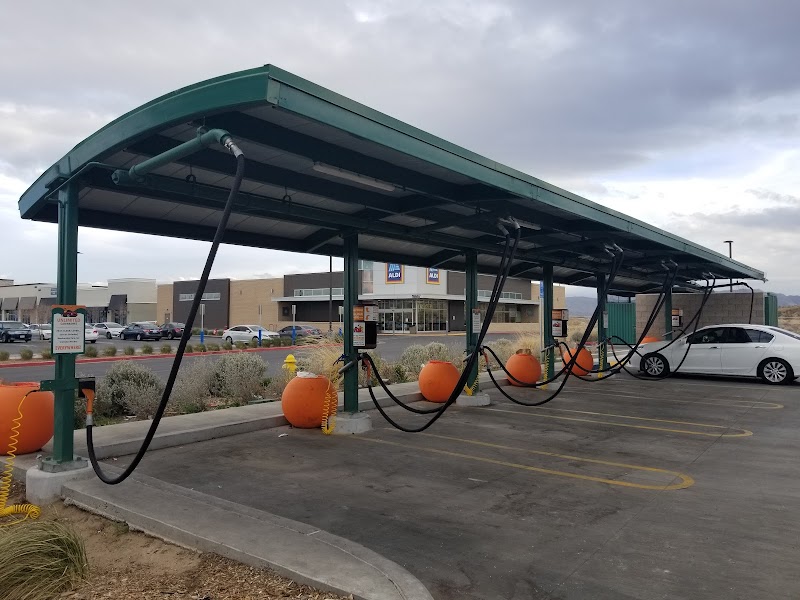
[471,308,481,331]
[353,322,366,347]
[51,305,86,354]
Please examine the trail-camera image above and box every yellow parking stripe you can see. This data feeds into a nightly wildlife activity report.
[355,435,694,490]
[557,388,783,410]
[482,407,752,437]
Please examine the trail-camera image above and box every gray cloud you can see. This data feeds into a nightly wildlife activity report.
[1,1,799,178]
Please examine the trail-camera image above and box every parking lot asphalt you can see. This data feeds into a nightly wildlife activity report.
[107,374,800,600]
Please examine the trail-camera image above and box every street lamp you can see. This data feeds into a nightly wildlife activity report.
[724,240,733,292]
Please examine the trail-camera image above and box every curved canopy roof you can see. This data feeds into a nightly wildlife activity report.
[19,65,764,295]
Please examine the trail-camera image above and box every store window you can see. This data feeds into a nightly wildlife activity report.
[361,268,374,294]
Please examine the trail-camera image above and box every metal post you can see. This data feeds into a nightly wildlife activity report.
[329,255,333,334]
[724,240,733,292]
[596,272,608,376]
[51,182,79,464]
[664,287,673,341]
[542,265,555,386]
[343,235,360,413]
[465,252,479,393]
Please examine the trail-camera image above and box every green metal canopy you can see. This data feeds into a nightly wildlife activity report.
[19,65,764,294]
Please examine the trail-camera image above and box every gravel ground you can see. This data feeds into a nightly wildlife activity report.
[5,481,350,600]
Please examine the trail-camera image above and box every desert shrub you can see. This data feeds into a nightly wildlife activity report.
[83,346,98,358]
[0,520,88,599]
[207,343,220,352]
[169,359,214,414]
[102,346,117,357]
[123,346,135,356]
[195,343,207,353]
[222,341,233,351]
[0,351,9,362]
[234,341,247,350]
[392,363,408,384]
[96,361,165,418]
[160,344,173,354]
[296,345,343,382]
[248,338,259,348]
[485,338,514,369]
[192,328,201,335]
[184,343,194,353]
[398,342,462,380]
[41,349,52,360]
[141,344,153,355]
[19,349,33,360]
[211,352,268,403]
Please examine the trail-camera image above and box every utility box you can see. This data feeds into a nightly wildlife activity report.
[671,308,683,328]
[353,302,378,349]
[552,309,569,338]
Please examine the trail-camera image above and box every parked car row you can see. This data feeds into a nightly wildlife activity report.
[0,320,324,345]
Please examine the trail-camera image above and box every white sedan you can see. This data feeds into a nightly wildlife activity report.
[93,322,125,339]
[222,325,279,344]
[84,326,99,343]
[629,324,800,385]
[29,323,52,340]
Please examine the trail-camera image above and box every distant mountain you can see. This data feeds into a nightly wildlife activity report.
[565,296,597,317]
[774,293,800,307]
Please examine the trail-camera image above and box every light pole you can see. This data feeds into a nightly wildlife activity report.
[724,240,733,292]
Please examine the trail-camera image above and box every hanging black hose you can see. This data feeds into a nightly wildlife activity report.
[565,264,681,380]
[86,148,246,485]
[485,261,678,386]
[609,277,717,381]
[364,220,523,432]
[482,247,625,407]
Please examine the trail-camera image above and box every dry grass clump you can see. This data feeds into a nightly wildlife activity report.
[0,520,88,600]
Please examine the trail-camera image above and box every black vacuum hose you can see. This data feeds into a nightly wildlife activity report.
[86,152,246,484]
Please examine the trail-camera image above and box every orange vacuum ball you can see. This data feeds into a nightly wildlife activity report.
[418,360,460,403]
[0,382,54,455]
[281,375,332,428]
[505,351,542,386]
[561,347,594,377]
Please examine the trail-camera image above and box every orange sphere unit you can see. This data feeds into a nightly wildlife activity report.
[418,360,460,403]
[561,347,594,377]
[281,374,333,428]
[505,351,542,386]
[0,382,54,455]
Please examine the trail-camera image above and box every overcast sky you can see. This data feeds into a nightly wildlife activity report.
[1,0,798,294]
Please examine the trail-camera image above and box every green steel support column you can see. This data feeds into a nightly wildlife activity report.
[596,273,609,375]
[465,252,479,393]
[52,182,79,463]
[342,234,359,413]
[663,287,673,341]
[542,265,555,384]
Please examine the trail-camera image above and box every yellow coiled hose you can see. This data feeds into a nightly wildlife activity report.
[321,364,340,435]
[0,391,42,525]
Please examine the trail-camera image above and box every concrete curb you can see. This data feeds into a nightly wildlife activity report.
[63,470,434,600]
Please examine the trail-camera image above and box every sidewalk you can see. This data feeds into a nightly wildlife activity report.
[13,380,445,600]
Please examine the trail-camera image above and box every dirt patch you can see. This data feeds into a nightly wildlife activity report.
[4,481,349,600]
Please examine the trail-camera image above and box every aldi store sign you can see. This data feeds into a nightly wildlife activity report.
[427,267,440,284]
[386,263,404,283]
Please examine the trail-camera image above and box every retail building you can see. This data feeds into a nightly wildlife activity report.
[157,262,565,334]
[0,278,157,324]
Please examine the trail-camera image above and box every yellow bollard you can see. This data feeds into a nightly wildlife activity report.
[283,353,297,374]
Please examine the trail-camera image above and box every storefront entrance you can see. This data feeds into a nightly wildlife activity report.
[378,298,448,333]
